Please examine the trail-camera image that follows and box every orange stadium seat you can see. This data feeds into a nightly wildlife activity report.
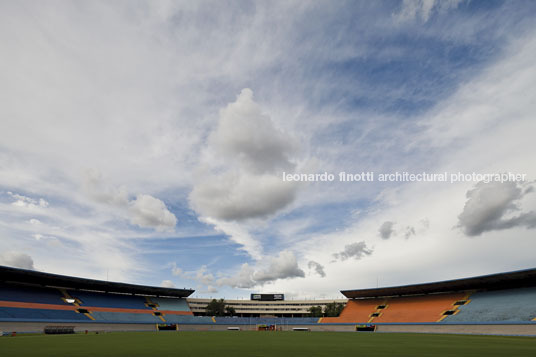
[371,292,468,323]
[322,298,382,323]
[323,292,469,323]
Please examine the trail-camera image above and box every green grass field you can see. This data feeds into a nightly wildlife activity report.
[1,331,535,356]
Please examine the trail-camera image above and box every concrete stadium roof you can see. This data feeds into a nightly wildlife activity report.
[341,267,536,299]
[0,265,194,298]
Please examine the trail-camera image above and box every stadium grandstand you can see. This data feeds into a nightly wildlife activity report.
[188,296,347,318]
[1,265,535,335]
[322,267,536,335]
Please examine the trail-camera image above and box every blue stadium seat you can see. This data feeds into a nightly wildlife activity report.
[89,311,161,323]
[443,287,536,323]
[69,290,151,309]
[0,307,91,321]
[151,297,190,311]
[164,315,214,324]
[0,284,67,305]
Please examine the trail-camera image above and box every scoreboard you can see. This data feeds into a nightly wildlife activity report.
[250,293,284,301]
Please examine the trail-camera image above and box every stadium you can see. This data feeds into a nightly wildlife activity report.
[1,265,536,355]
[3,0,536,356]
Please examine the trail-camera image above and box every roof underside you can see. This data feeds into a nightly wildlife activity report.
[0,265,194,298]
[342,268,536,299]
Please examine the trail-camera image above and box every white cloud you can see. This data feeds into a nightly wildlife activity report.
[188,88,303,259]
[206,285,218,293]
[200,218,264,261]
[84,169,177,232]
[0,1,323,288]
[379,221,395,239]
[161,280,175,288]
[192,266,216,286]
[211,88,296,174]
[273,30,536,297]
[33,233,43,240]
[171,264,215,288]
[189,89,299,223]
[0,190,161,285]
[171,263,183,276]
[8,192,49,209]
[394,0,463,23]
[84,169,129,207]
[197,285,219,294]
[457,181,536,236]
[416,33,536,151]
[308,260,326,278]
[333,242,373,261]
[129,194,177,232]
[0,1,534,299]
[190,172,297,222]
[218,251,305,289]
[404,226,416,239]
[0,252,35,270]
[218,263,256,289]
[253,251,305,283]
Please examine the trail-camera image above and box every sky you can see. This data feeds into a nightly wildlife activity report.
[1,0,535,299]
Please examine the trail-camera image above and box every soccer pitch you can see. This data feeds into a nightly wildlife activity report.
[1,331,535,356]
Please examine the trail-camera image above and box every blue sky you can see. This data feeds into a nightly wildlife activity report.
[1,0,536,299]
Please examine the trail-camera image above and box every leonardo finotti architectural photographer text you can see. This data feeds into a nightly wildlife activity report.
[282,171,527,184]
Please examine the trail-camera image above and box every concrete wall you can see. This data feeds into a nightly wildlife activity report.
[0,321,157,334]
[2,321,535,335]
[176,324,356,332]
[376,324,536,335]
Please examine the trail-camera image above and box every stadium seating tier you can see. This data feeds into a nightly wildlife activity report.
[443,287,536,323]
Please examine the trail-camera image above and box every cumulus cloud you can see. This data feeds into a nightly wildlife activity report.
[376,221,419,240]
[333,242,373,261]
[404,226,416,239]
[199,218,264,260]
[188,89,302,259]
[189,89,299,223]
[218,251,305,288]
[129,194,177,232]
[190,172,297,221]
[211,88,296,174]
[84,169,129,207]
[420,218,430,229]
[197,285,218,294]
[218,263,256,289]
[394,0,463,23]
[254,251,305,283]
[457,181,536,236]
[205,285,218,293]
[0,252,35,270]
[84,169,177,231]
[191,266,216,286]
[307,260,326,278]
[8,192,49,209]
[172,265,215,286]
[379,221,395,239]
[161,280,175,288]
[171,263,183,276]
